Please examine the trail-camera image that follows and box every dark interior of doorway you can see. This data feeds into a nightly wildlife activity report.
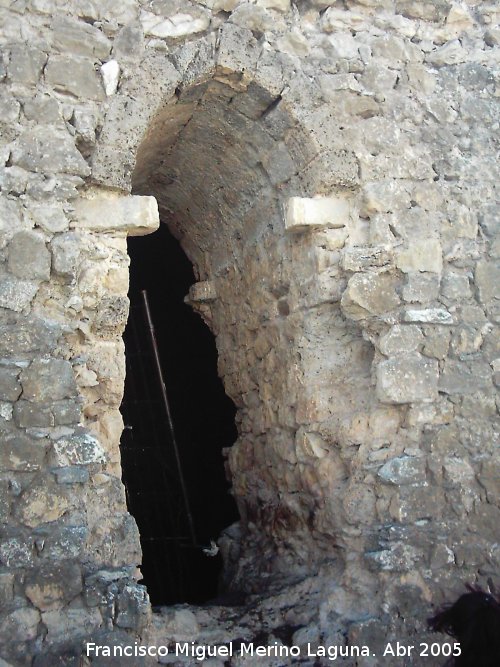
[120,222,239,606]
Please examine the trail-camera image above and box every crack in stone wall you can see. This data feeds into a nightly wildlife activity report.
[0,0,498,665]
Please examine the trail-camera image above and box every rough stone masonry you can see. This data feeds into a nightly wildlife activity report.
[0,0,499,665]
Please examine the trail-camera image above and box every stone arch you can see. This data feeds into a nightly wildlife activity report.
[89,27,383,595]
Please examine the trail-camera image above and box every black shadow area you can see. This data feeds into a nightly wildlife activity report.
[120,222,238,605]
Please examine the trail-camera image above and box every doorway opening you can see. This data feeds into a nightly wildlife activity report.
[120,222,239,606]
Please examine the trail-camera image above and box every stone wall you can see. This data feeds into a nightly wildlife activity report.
[0,0,498,665]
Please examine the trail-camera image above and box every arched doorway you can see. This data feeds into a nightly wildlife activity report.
[91,36,363,599]
[120,223,238,605]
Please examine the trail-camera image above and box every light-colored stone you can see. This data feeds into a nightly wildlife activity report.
[45,55,105,100]
[53,431,107,466]
[16,481,70,528]
[341,272,400,320]
[378,456,426,485]
[426,40,467,66]
[101,60,120,96]
[256,0,290,11]
[377,353,439,403]
[71,191,159,236]
[403,308,454,325]
[396,239,443,274]
[342,246,394,272]
[285,196,351,233]
[140,9,210,38]
[51,16,112,60]
[11,126,91,177]
[8,231,51,281]
[0,275,38,312]
[379,324,423,355]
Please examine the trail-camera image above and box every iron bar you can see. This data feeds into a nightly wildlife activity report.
[141,289,198,548]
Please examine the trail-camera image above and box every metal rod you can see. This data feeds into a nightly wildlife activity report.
[141,289,198,547]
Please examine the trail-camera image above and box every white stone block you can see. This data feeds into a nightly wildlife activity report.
[100,60,120,96]
[284,196,351,233]
[71,190,159,236]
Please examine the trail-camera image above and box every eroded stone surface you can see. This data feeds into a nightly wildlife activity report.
[0,1,498,664]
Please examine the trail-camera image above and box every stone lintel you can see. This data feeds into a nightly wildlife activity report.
[71,189,159,237]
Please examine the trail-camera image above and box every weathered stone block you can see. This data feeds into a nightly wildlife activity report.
[15,479,70,528]
[35,526,88,561]
[0,571,14,608]
[30,204,68,233]
[20,357,77,402]
[421,327,451,359]
[341,272,400,320]
[0,434,47,471]
[51,16,112,60]
[402,308,453,324]
[0,367,21,401]
[295,429,328,461]
[366,543,422,572]
[115,583,150,630]
[8,45,47,85]
[0,317,61,356]
[441,271,472,300]
[71,191,159,236]
[377,353,439,403]
[0,275,38,312]
[439,360,492,395]
[23,95,60,123]
[393,485,445,522]
[378,456,426,485]
[53,466,89,484]
[475,260,500,305]
[0,607,40,642]
[25,561,82,611]
[52,431,106,466]
[11,127,91,177]
[360,180,410,216]
[379,324,423,356]
[52,400,82,426]
[0,480,10,523]
[426,40,467,67]
[50,232,81,280]
[8,231,51,281]
[217,23,260,77]
[140,8,210,38]
[396,239,443,274]
[285,195,351,233]
[45,55,105,100]
[302,149,360,193]
[402,272,440,303]
[94,296,129,334]
[342,246,394,272]
[0,535,34,570]
[42,608,102,645]
[0,91,20,124]
[187,280,217,303]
